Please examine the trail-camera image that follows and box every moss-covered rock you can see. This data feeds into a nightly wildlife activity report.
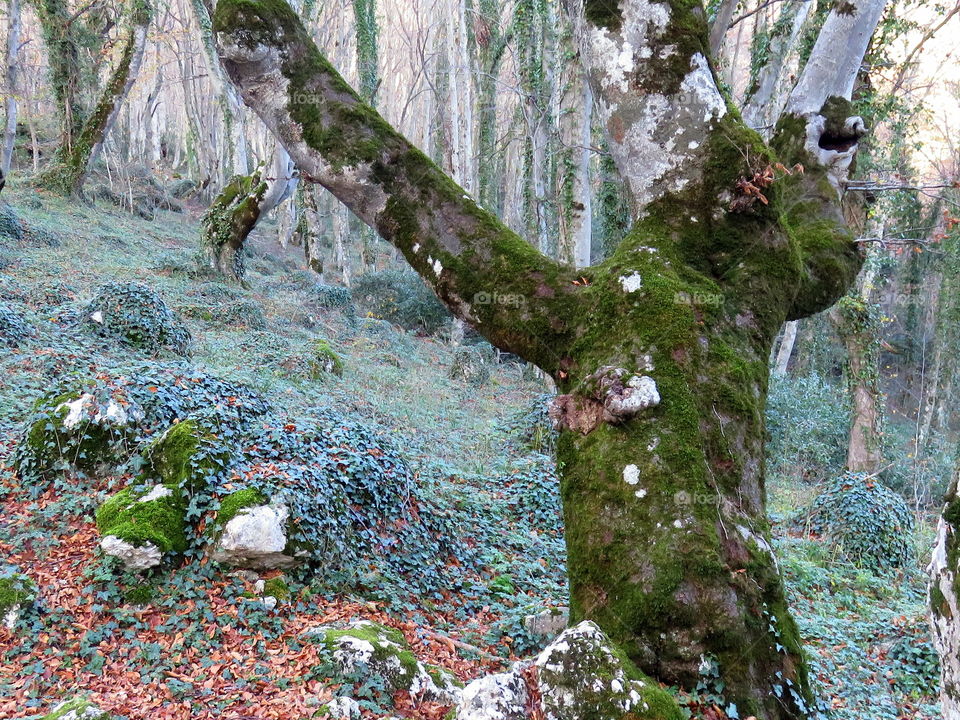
[96,482,187,570]
[309,339,344,378]
[40,697,112,720]
[306,620,461,703]
[456,622,682,720]
[14,388,140,484]
[95,419,231,570]
[535,621,683,719]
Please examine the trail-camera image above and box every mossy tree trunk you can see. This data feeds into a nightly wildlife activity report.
[37,0,152,196]
[200,170,267,282]
[213,0,879,716]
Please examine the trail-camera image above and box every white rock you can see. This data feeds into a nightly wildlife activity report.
[324,696,361,719]
[456,667,530,720]
[212,503,295,569]
[58,394,92,429]
[100,535,163,571]
[4,604,20,629]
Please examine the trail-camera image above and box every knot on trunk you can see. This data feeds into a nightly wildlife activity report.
[550,366,660,434]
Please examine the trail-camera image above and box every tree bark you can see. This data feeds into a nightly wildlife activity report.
[213,0,874,715]
[930,472,960,720]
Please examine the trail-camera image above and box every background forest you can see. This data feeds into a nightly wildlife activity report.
[0,0,959,717]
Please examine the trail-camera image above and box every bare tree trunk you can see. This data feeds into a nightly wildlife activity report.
[773,320,799,376]
[743,0,815,133]
[2,0,21,177]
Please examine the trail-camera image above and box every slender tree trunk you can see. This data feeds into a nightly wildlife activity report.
[774,320,799,376]
[743,0,815,133]
[29,0,83,150]
[2,0,21,177]
[832,263,882,474]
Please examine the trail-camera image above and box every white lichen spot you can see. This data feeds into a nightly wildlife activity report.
[673,519,684,528]
[623,464,640,485]
[412,242,420,253]
[429,257,443,276]
[634,489,647,498]
[619,271,644,292]
[138,484,173,503]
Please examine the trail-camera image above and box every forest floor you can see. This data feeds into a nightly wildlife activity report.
[0,180,942,719]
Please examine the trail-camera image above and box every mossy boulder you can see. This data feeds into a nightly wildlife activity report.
[0,567,37,629]
[96,483,187,570]
[305,620,461,703]
[40,697,112,720]
[456,621,683,720]
[95,420,230,570]
[535,622,684,719]
[15,389,141,484]
[309,339,344,378]
[84,281,191,356]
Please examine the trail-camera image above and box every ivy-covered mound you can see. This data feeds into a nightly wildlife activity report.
[352,269,451,335]
[81,281,192,356]
[806,471,913,571]
[95,407,477,589]
[12,364,479,593]
[13,364,269,490]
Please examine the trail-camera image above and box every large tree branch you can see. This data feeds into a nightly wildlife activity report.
[212,0,579,372]
[566,0,730,214]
